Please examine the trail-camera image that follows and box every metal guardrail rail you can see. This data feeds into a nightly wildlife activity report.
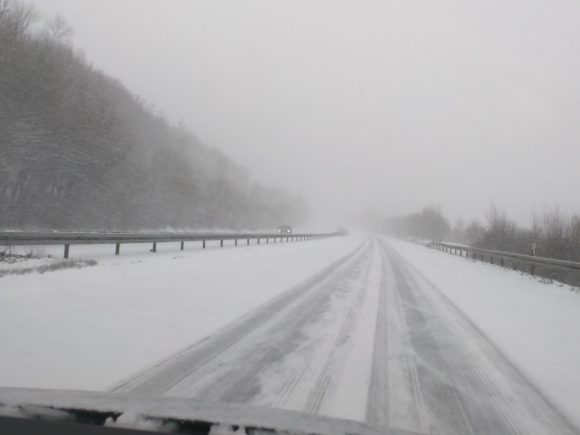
[429,241,580,287]
[0,231,341,259]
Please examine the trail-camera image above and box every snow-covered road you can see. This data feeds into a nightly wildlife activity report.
[373,241,577,435]
[112,240,378,420]
[110,237,578,434]
[1,234,579,434]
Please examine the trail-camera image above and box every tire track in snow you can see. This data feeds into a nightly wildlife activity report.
[184,241,375,410]
[110,239,367,395]
[373,239,579,435]
[110,238,378,418]
[367,242,429,433]
[301,241,375,415]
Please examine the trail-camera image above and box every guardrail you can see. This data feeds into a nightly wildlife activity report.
[0,231,341,259]
[429,242,580,287]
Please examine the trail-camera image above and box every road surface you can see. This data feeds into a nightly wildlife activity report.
[111,237,579,435]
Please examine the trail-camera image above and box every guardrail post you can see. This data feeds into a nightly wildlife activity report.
[247,238,250,245]
[203,240,206,249]
[115,243,120,255]
[257,238,260,245]
[266,237,269,244]
[180,241,184,251]
[235,239,238,246]
[530,264,535,276]
[220,240,224,248]
[151,242,157,253]
[64,244,70,259]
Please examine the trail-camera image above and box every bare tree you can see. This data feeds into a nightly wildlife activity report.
[45,14,73,42]
[465,220,485,246]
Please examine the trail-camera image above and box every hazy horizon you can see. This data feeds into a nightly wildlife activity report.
[27,0,580,226]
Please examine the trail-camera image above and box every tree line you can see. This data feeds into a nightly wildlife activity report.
[0,0,308,231]
[364,205,580,262]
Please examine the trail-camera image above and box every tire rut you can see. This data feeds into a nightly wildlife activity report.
[110,238,374,410]
[376,239,579,435]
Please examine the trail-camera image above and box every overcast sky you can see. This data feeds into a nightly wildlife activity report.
[28,0,580,225]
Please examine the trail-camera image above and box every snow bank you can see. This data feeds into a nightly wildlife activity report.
[386,237,580,429]
[0,234,362,391]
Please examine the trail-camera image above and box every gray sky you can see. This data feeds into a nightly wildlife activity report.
[28,0,580,225]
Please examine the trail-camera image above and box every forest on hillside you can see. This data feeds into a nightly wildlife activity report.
[0,0,308,230]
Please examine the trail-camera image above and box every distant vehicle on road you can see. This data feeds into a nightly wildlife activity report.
[278,225,293,234]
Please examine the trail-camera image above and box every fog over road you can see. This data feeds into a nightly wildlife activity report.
[111,237,578,435]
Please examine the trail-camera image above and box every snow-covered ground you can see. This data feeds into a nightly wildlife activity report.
[387,237,580,430]
[2,233,579,433]
[0,235,362,391]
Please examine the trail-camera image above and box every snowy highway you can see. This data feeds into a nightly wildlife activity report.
[109,237,578,435]
[2,234,580,434]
